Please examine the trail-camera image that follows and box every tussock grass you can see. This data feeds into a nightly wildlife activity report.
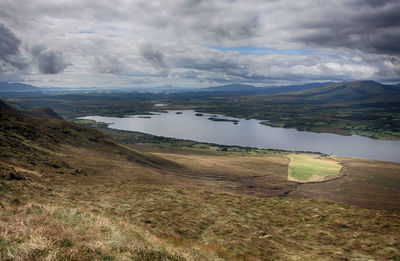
[0,201,212,260]
[110,184,400,260]
[3,173,400,260]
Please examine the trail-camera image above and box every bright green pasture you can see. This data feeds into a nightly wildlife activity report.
[288,154,342,182]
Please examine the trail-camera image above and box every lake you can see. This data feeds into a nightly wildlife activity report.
[79,110,400,163]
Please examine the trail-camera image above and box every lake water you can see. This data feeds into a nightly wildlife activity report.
[79,110,400,163]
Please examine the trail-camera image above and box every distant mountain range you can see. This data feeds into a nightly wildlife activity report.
[285,80,400,103]
[194,82,336,95]
[1,80,399,100]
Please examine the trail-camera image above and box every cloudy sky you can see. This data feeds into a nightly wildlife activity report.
[0,0,399,88]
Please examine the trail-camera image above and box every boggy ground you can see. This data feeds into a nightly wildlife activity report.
[142,144,400,214]
[291,156,400,213]
[107,128,400,214]
[1,107,400,260]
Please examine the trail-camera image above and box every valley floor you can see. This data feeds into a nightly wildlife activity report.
[105,128,400,214]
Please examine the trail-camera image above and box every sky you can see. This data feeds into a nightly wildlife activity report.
[0,0,399,88]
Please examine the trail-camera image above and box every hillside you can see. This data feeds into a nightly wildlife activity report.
[287,80,400,102]
[26,107,64,120]
[0,104,178,177]
[1,104,400,260]
[0,100,13,110]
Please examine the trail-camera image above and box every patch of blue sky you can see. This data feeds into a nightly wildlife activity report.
[209,46,314,55]
[209,46,354,59]
[77,30,94,34]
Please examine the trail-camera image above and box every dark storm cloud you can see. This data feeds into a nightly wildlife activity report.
[297,0,400,55]
[352,0,393,8]
[0,23,27,70]
[206,15,260,42]
[30,44,71,74]
[175,56,242,72]
[173,55,274,83]
[140,45,170,74]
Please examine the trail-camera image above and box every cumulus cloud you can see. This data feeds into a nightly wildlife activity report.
[140,45,170,74]
[30,44,71,74]
[92,54,125,74]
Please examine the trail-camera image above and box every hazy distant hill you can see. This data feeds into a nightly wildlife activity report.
[202,84,256,92]
[286,80,400,102]
[0,82,42,98]
[0,82,40,91]
[257,82,336,95]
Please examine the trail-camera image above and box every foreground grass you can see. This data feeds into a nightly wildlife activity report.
[1,180,400,260]
[0,201,208,260]
[288,154,342,182]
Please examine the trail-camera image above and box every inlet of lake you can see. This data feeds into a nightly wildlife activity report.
[79,110,400,163]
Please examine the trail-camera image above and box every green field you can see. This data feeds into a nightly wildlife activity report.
[288,154,342,182]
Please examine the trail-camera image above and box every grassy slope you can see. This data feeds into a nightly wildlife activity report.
[288,154,342,182]
[1,108,400,260]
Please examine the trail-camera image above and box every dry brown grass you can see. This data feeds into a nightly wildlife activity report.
[2,175,400,260]
[0,201,217,260]
[151,150,294,197]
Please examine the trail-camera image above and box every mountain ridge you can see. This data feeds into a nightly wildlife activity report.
[284,80,400,102]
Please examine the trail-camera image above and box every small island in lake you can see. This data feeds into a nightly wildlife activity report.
[208,117,239,124]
